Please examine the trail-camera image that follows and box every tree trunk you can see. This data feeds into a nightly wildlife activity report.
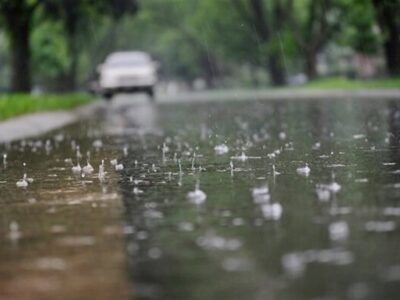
[62,5,79,92]
[8,15,32,92]
[250,65,260,87]
[383,23,400,76]
[305,50,318,80]
[200,52,218,89]
[268,54,285,86]
[64,32,78,91]
[372,0,400,76]
[249,0,269,41]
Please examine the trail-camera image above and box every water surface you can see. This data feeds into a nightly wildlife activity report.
[1,96,400,300]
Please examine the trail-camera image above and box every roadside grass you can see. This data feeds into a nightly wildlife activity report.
[0,93,94,121]
[301,76,400,89]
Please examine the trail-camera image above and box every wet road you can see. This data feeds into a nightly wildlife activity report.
[1,94,400,300]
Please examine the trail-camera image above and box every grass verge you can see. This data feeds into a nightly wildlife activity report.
[301,76,400,89]
[0,93,94,121]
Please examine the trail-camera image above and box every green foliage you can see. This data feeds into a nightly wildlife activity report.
[0,0,138,92]
[31,21,69,79]
[339,0,380,55]
[301,76,400,89]
[0,93,93,120]
[0,31,9,89]
[192,0,260,64]
[114,0,216,83]
[0,0,397,91]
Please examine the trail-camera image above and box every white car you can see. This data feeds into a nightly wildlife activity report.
[98,51,158,100]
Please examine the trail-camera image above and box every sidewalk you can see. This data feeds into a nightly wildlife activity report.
[0,101,104,143]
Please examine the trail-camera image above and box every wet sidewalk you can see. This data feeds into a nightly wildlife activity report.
[0,101,103,143]
[0,130,132,299]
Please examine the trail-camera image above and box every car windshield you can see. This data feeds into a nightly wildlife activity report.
[105,53,150,67]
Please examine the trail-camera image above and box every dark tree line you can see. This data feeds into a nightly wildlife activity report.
[0,0,138,92]
[372,0,400,76]
[227,0,399,84]
[0,0,399,92]
[231,0,288,86]
[0,0,36,92]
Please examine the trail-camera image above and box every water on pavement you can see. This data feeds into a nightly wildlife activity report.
[1,95,400,300]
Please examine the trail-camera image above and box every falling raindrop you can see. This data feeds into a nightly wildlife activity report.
[316,185,331,202]
[72,162,82,174]
[3,153,7,166]
[329,221,349,241]
[93,139,103,149]
[261,203,282,220]
[178,159,183,174]
[214,144,229,155]
[133,187,144,195]
[296,163,311,176]
[8,221,22,241]
[312,142,321,150]
[232,152,248,162]
[98,160,107,181]
[230,160,234,177]
[76,145,82,159]
[251,185,270,204]
[191,152,196,171]
[187,181,207,204]
[282,253,305,278]
[82,151,94,174]
[16,174,29,188]
[365,221,396,232]
[272,164,280,176]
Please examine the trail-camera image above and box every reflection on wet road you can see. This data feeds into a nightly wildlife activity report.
[2,94,400,300]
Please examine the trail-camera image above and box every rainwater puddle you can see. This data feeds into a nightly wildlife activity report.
[2,97,400,300]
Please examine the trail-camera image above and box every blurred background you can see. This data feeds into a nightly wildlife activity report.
[0,0,399,94]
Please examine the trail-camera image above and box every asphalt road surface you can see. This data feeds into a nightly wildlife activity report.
[2,93,400,300]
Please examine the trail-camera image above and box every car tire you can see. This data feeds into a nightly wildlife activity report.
[103,92,113,101]
[146,87,155,101]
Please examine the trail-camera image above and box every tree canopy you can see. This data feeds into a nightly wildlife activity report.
[0,0,398,92]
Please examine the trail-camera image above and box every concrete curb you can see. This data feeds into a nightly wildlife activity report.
[0,100,104,144]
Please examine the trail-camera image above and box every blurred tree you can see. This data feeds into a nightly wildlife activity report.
[339,0,380,56]
[2,0,395,92]
[372,0,400,76]
[42,0,138,91]
[230,0,290,86]
[288,0,344,80]
[0,30,9,90]
[122,0,223,88]
[0,0,39,92]
[118,0,298,87]
[0,0,138,92]
[31,20,69,89]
